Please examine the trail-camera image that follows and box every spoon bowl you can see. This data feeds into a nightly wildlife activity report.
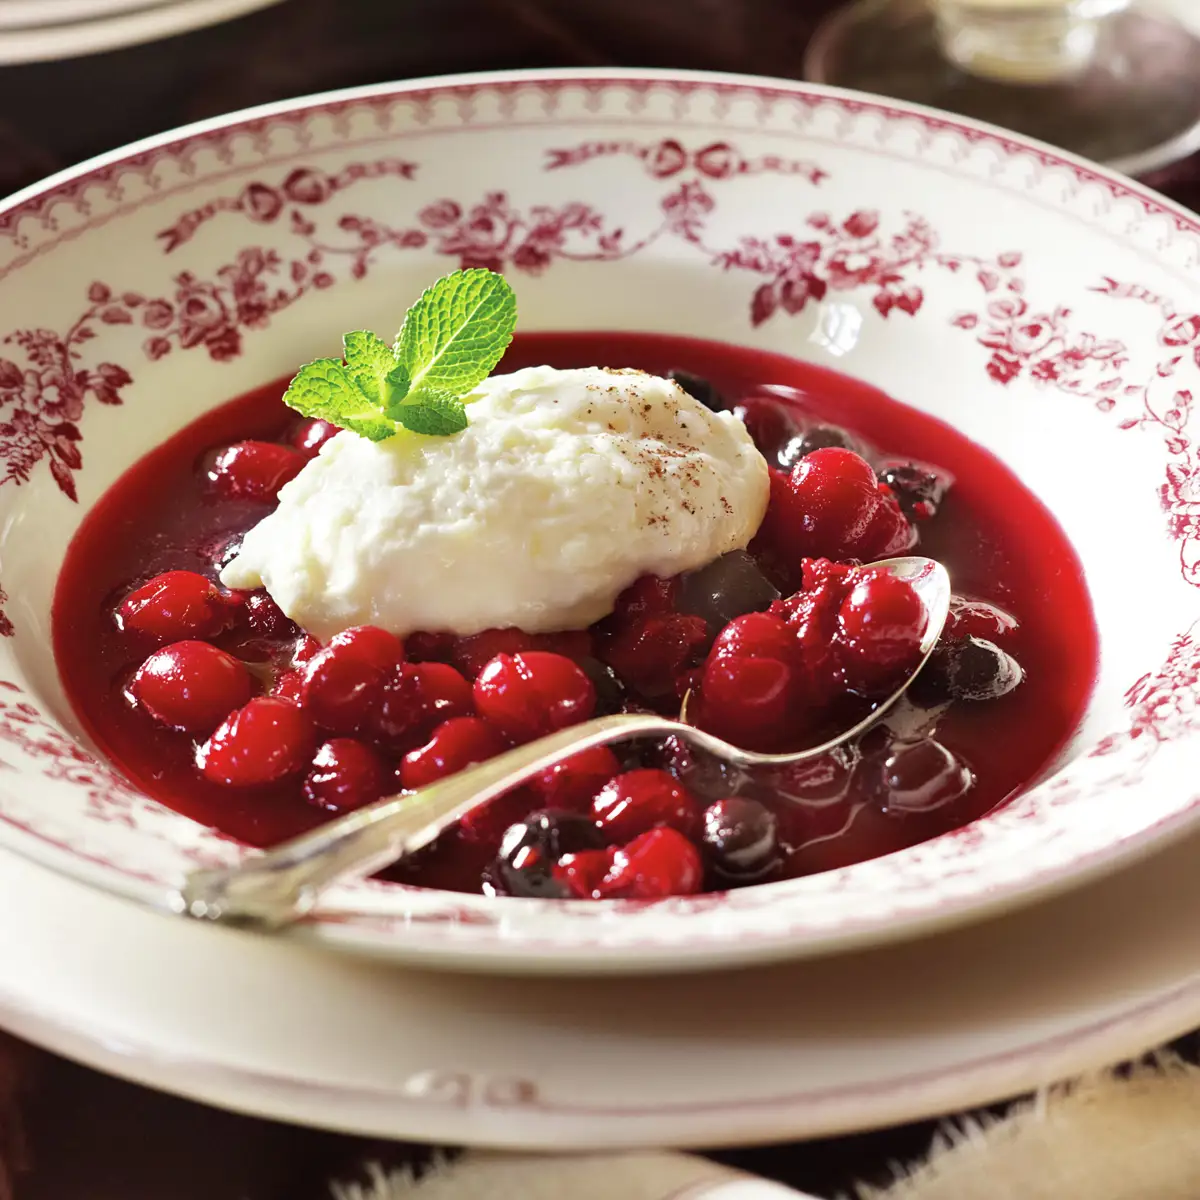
[178,556,951,931]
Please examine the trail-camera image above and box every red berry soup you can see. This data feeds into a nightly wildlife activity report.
[52,332,1098,899]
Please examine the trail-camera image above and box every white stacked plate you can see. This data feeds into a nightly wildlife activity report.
[0,0,283,62]
[2,65,1200,1146]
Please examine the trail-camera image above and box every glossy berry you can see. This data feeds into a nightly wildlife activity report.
[600,826,704,899]
[701,797,780,882]
[678,550,780,634]
[484,809,606,899]
[301,625,405,735]
[197,697,315,787]
[371,661,474,752]
[450,628,536,679]
[600,611,709,700]
[206,441,305,501]
[117,570,233,642]
[835,570,926,696]
[912,636,1024,706]
[290,418,340,456]
[668,368,728,411]
[129,640,253,733]
[591,768,700,843]
[240,590,298,639]
[877,461,949,521]
[710,611,796,664]
[698,655,795,751]
[879,739,974,815]
[302,738,386,813]
[474,651,596,742]
[399,716,507,790]
[554,848,616,899]
[762,449,913,564]
[532,745,621,811]
[778,423,864,470]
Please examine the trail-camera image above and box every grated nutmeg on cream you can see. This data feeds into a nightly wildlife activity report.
[220,365,770,640]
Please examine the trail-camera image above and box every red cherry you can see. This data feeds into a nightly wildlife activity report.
[531,745,621,811]
[303,738,387,813]
[698,655,796,751]
[289,418,340,456]
[371,661,474,752]
[709,611,795,664]
[599,827,704,899]
[591,768,700,843]
[301,625,405,734]
[835,570,926,696]
[129,640,253,733]
[400,716,508,790]
[474,651,596,742]
[206,441,305,501]
[117,570,232,642]
[197,697,315,786]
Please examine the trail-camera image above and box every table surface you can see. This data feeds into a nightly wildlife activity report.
[2,1,1199,1196]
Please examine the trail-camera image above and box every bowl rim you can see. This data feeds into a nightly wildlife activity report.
[3,64,1200,973]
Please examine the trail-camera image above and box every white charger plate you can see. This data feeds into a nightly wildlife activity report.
[0,0,281,61]
[4,826,1200,1148]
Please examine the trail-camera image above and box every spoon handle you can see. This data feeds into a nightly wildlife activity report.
[176,710,681,930]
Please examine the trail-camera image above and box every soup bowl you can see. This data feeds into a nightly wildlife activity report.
[1,68,1198,973]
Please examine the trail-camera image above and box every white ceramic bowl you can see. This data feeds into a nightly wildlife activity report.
[1,68,1198,974]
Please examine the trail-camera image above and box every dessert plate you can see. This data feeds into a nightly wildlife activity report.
[0,68,1199,971]
[5,827,1200,1148]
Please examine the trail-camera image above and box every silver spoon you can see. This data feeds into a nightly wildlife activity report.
[177,555,950,931]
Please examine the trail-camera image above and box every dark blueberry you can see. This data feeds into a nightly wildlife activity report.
[669,368,728,412]
[577,656,628,715]
[777,423,864,469]
[911,636,1024,707]
[678,550,780,634]
[701,797,780,881]
[482,809,605,899]
[877,460,952,520]
[878,739,974,815]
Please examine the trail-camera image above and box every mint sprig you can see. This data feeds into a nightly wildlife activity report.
[281,268,517,441]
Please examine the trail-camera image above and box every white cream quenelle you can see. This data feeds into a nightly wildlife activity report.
[221,365,770,640]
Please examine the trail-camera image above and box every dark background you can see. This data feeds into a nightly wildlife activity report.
[2,2,1198,1196]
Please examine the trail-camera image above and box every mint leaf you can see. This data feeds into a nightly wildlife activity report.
[283,358,395,442]
[343,331,403,407]
[392,390,469,436]
[395,268,516,397]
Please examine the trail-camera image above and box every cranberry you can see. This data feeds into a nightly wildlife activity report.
[778,423,865,470]
[835,570,926,696]
[129,641,253,733]
[710,611,796,664]
[878,739,974,815]
[197,697,315,787]
[679,550,780,634]
[877,460,951,521]
[117,571,232,642]
[613,574,679,619]
[290,418,340,456]
[474,651,596,742]
[399,716,507,790]
[701,797,780,882]
[301,625,405,735]
[303,738,387,813]
[270,668,305,704]
[592,768,700,843]
[733,397,800,463]
[600,827,704,899]
[763,449,914,564]
[600,612,709,700]
[698,655,796,751]
[668,368,728,411]
[449,629,537,679]
[770,559,854,709]
[457,785,540,846]
[554,848,616,899]
[206,441,305,501]
[912,636,1024,706]
[532,745,621,810]
[371,661,474,752]
[241,590,298,639]
[483,809,606,899]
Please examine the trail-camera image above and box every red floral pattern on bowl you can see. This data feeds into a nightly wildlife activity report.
[0,71,1196,972]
